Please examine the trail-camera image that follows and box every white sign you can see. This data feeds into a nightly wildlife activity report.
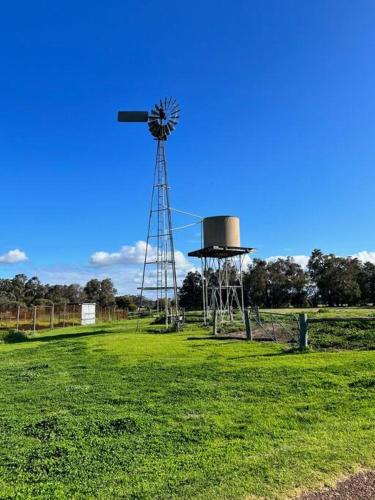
[81,303,96,325]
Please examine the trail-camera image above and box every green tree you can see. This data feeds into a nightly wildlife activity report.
[83,279,101,303]
[24,277,46,305]
[243,259,268,307]
[179,271,203,310]
[116,295,137,311]
[308,250,361,306]
[99,279,117,307]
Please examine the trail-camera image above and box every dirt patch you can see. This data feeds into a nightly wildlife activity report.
[299,470,375,499]
[187,325,295,343]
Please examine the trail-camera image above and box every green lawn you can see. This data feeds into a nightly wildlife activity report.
[260,307,375,318]
[0,319,374,499]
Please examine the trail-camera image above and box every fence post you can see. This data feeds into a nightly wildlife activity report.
[212,309,218,336]
[33,306,37,333]
[299,313,308,350]
[255,306,260,323]
[244,308,252,340]
[50,304,55,329]
[271,314,276,341]
[16,305,20,332]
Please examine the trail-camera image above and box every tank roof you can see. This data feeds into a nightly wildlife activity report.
[204,215,237,219]
[188,245,255,259]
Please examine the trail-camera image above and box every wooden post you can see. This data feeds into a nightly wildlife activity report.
[299,313,308,350]
[16,305,20,332]
[255,306,260,323]
[33,306,37,333]
[244,308,252,340]
[212,309,218,336]
[63,304,66,328]
[50,304,55,329]
[271,314,276,341]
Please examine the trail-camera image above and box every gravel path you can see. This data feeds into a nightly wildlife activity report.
[300,471,375,499]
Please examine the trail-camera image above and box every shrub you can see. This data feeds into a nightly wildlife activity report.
[2,330,29,343]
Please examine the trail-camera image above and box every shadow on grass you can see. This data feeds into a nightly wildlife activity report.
[28,328,117,343]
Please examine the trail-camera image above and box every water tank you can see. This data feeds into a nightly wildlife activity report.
[203,216,240,248]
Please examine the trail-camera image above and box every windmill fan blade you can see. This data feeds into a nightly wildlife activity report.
[149,124,160,133]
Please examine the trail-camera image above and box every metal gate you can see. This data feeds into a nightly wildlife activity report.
[249,308,299,343]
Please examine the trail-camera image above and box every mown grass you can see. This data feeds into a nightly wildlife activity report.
[0,319,374,499]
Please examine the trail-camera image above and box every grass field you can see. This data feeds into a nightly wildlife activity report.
[260,307,375,318]
[1,318,375,498]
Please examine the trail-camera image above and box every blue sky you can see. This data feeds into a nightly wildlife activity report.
[0,0,374,292]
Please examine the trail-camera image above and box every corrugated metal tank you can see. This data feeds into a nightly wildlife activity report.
[203,216,240,247]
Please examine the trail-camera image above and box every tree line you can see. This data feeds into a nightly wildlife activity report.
[179,249,375,309]
[2,249,374,311]
[0,275,140,309]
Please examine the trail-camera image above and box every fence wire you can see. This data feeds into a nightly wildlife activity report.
[0,304,129,332]
[249,308,299,343]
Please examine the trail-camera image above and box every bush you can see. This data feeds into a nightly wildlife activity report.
[2,330,29,343]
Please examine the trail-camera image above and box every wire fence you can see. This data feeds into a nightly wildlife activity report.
[185,306,375,350]
[0,304,129,332]
[2,302,374,350]
[249,308,300,343]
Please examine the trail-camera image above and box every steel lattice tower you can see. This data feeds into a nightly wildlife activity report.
[118,98,181,330]
[139,138,179,328]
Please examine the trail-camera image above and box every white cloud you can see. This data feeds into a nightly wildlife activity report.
[86,241,194,295]
[266,254,310,269]
[90,241,149,266]
[0,249,28,264]
[351,251,375,264]
[242,254,253,269]
[264,251,375,268]
[90,240,191,270]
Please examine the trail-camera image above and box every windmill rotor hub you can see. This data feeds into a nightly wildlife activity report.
[148,98,180,140]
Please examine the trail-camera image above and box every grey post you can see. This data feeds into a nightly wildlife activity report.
[299,313,308,350]
[33,306,37,333]
[16,305,20,332]
[255,306,260,323]
[212,309,218,336]
[244,308,252,340]
[50,304,55,329]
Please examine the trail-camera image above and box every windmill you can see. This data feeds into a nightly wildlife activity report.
[118,98,181,330]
